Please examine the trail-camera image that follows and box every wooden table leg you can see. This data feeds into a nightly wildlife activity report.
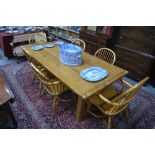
[76,96,87,122]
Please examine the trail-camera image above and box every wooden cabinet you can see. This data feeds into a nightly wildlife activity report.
[48,26,80,42]
[113,26,155,83]
[0,32,18,58]
[0,30,48,58]
[79,26,113,55]
[0,73,17,128]
[79,26,155,84]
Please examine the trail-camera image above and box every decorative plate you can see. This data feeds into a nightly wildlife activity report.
[32,45,44,51]
[43,43,54,48]
[80,66,109,82]
[54,41,64,46]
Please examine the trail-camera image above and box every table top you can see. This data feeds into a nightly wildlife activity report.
[0,73,14,106]
[22,43,128,99]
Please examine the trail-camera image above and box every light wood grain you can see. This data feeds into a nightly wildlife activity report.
[22,42,128,121]
[0,73,14,105]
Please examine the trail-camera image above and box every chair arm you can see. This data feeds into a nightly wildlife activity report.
[42,80,61,85]
[10,42,14,47]
[47,36,52,39]
[121,79,133,88]
[40,68,44,71]
[47,37,53,41]
[118,79,134,94]
[97,93,120,106]
[98,94,111,104]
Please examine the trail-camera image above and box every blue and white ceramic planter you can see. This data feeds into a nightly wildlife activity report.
[58,44,83,66]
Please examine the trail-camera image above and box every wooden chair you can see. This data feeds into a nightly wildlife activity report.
[86,76,149,128]
[10,34,32,63]
[22,45,55,94]
[93,48,116,65]
[29,32,53,45]
[34,33,47,44]
[22,47,32,63]
[71,39,86,52]
[30,62,70,114]
[22,47,43,85]
[10,33,49,63]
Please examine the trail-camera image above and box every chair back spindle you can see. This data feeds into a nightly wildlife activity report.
[30,62,66,96]
[93,48,116,65]
[71,39,86,52]
[112,77,149,107]
[35,33,47,44]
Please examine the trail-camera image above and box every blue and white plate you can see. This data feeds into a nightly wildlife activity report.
[43,43,54,48]
[80,66,108,82]
[32,45,44,51]
[54,41,64,46]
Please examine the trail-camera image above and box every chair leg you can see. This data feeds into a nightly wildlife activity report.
[41,87,46,96]
[14,52,19,64]
[107,116,112,129]
[73,94,77,103]
[38,81,43,97]
[16,57,19,64]
[52,96,57,115]
[32,74,36,85]
[124,108,130,128]
[86,103,91,115]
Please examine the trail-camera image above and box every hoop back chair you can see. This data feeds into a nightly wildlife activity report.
[22,48,32,63]
[22,45,55,95]
[34,33,47,44]
[22,47,44,84]
[23,49,43,69]
[71,39,86,52]
[28,32,47,44]
[10,34,33,63]
[93,48,116,65]
[30,62,70,114]
[86,76,149,128]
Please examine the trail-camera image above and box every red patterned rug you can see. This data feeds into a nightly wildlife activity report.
[0,61,155,128]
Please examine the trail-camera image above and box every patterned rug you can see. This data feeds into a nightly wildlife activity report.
[0,53,4,61]
[0,61,155,129]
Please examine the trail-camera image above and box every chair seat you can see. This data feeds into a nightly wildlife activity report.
[88,87,118,106]
[13,46,25,57]
[88,87,127,116]
[13,44,30,57]
[43,77,69,95]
